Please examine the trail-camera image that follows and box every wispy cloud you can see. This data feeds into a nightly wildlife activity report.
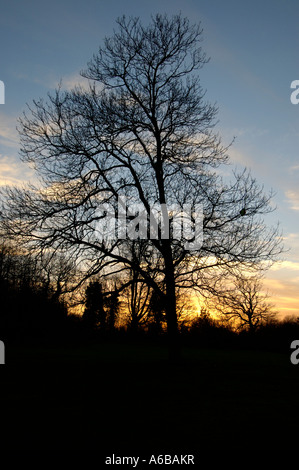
[33,71,92,92]
[12,69,91,93]
[228,148,255,168]
[270,260,299,272]
[0,112,19,149]
[0,154,33,187]
[263,276,299,318]
[60,72,91,91]
[288,165,299,172]
[285,189,299,211]
[282,232,299,252]
[265,233,299,317]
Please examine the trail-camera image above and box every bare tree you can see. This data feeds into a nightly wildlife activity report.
[211,275,277,332]
[0,14,282,358]
[117,239,153,332]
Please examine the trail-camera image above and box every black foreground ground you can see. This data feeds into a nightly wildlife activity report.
[1,339,298,458]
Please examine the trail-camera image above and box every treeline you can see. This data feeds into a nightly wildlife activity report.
[0,240,167,343]
[0,240,298,353]
[180,310,299,353]
[0,242,69,343]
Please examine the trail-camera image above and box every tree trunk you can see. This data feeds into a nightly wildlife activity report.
[164,245,180,362]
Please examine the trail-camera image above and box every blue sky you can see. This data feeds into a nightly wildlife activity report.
[1,0,299,317]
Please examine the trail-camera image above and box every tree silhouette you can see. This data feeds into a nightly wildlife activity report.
[211,275,277,332]
[0,14,282,358]
[105,289,120,332]
[83,281,105,330]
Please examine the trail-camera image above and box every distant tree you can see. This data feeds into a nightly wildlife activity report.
[0,14,282,359]
[83,281,105,330]
[212,275,277,332]
[148,289,166,334]
[105,287,120,332]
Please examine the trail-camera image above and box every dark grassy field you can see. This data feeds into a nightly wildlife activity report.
[1,339,298,455]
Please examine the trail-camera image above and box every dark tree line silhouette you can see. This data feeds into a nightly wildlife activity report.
[0,241,68,343]
[0,237,297,355]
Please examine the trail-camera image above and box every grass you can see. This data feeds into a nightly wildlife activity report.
[1,339,299,452]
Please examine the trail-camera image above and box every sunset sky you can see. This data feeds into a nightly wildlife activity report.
[0,0,298,318]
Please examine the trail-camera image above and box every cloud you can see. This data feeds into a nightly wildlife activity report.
[270,260,299,272]
[265,236,299,317]
[37,71,92,92]
[227,147,253,167]
[0,154,34,187]
[13,69,92,93]
[284,231,299,244]
[263,276,299,318]
[0,113,19,149]
[60,72,91,91]
[285,189,299,211]
[289,165,299,172]
[269,234,299,281]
